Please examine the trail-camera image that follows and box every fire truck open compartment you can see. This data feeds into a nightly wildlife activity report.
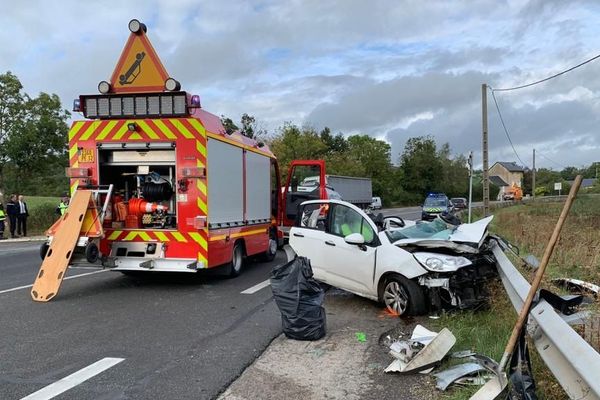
[98,145,177,229]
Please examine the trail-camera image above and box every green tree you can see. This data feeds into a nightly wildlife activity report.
[0,71,27,193]
[399,136,443,201]
[5,93,69,192]
[240,113,255,139]
[269,123,328,182]
[220,115,238,135]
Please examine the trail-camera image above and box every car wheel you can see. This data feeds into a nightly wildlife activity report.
[382,275,427,316]
[260,237,277,262]
[228,242,244,278]
[85,242,99,263]
[40,242,50,260]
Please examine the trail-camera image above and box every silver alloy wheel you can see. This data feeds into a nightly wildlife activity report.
[383,280,409,315]
[231,245,243,274]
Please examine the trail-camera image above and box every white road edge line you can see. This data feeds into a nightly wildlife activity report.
[20,357,124,400]
[0,270,107,295]
[241,279,271,294]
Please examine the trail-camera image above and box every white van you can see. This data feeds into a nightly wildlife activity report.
[371,196,382,209]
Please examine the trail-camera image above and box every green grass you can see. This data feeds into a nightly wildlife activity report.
[433,195,600,399]
[23,196,61,235]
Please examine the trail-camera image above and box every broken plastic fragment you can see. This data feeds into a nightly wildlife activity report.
[355,332,367,342]
[385,327,456,373]
[433,362,486,391]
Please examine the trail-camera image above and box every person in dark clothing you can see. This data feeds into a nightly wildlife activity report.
[6,195,18,238]
[0,203,6,239]
[17,194,29,237]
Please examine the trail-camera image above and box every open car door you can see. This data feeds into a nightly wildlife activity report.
[281,160,327,227]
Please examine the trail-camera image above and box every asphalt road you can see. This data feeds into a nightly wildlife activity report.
[0,204,420,400]
[0,241,284,400]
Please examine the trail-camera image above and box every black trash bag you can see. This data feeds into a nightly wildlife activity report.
[270,256,326,341]
[507,325,537,400]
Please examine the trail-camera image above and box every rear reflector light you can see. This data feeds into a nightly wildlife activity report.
[66,167,90,178]
[181,167,206,178]
[187,216,207,229]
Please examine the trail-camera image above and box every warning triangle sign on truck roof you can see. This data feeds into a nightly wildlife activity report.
[109,20,170,93]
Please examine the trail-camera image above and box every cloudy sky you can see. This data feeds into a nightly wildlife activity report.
[2,0,600,168]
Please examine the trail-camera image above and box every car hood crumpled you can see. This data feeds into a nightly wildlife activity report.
[393,216,494,253]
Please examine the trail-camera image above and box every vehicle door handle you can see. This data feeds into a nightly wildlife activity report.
[293,233,304,237]
[325,241,336,246]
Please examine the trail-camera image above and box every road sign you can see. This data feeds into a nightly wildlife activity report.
[554,182,562,191]
[109,29,169,93]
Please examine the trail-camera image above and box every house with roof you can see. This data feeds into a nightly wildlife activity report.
[489,161,525,200]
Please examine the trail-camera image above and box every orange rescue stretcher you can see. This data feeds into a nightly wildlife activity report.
[31,185,113,302]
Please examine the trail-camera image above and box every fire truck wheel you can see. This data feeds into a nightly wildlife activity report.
[260,238,277,262]
[228,242,244,277]
[40,242,50,260]
[85,242,100,264]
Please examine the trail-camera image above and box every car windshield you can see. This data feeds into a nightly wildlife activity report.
[451,198,465,204]
[386,218,454,241]
[424,197,447,207]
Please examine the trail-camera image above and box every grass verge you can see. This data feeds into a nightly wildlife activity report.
[433,195,600,399]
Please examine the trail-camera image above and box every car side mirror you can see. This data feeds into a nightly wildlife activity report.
[344,233,365,245]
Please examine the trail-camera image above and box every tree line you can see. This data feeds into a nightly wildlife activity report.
[1,70,596,205]
[0,72,69,198]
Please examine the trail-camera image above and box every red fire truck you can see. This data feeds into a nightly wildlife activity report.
[60,19,281,277]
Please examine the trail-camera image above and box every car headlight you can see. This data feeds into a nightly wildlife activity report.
[413,252,472,272]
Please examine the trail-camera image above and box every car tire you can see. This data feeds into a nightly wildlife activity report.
[260,236,277,262]
[40,242,50,260]
[85,242,99,263]
[381,275,427,316]
[227,242,244,278]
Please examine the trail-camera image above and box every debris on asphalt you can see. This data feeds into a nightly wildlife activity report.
[271,256,326,341]
[433,362,487,391]
[355,332,367,342]
[384,325,456,374]
[552,277,599,297]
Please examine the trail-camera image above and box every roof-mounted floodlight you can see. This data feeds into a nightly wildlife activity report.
[164,78,181,91]
[98,81,111,94]
[128,19,147,34]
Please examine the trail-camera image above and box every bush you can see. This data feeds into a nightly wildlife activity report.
[27,198,60,235]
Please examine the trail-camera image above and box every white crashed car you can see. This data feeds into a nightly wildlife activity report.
[289,200,497,316]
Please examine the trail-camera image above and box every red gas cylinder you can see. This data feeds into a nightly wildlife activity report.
[128,198,169,216]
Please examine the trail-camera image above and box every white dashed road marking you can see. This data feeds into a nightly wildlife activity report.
[20,357,125,400]
[0,270,107,295]
[241,279,271,294]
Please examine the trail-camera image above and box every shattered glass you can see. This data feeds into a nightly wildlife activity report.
[386,218,455,241]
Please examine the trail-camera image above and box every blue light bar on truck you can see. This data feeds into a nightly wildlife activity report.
[81,92,189,119]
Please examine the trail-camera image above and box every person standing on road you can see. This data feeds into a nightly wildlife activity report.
[0,203,6,240]
[56,196,69,216]
[6,195,18,238]
[17,194,29,237]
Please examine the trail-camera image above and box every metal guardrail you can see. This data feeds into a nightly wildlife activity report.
[492,242,600,400]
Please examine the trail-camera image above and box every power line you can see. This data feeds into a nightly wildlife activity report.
[491,53,600,92]
[537,151,567,169]
[489,88,527,167]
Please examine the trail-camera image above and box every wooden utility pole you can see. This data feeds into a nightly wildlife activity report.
[532,148,536,200]
[482,84,489,216]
